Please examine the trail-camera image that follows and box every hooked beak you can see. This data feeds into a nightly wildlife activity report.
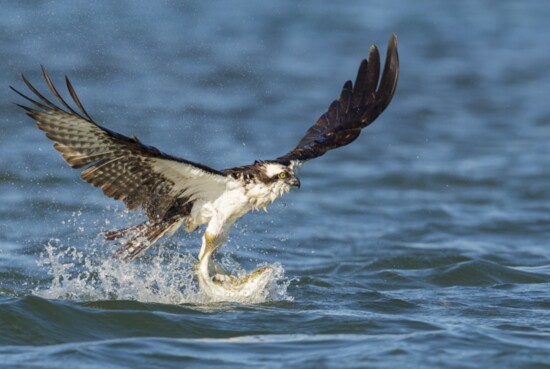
[290,177,301,189]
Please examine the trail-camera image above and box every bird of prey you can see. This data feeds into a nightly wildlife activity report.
[12,34,399,292]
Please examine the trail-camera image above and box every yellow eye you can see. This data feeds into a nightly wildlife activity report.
[278,172,287,179]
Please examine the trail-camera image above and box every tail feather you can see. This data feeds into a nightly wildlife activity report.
[108,218,183,260]
[104,222,147,241]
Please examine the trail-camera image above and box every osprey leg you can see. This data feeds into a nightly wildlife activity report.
[197,213,236,285]
[198,214,234,262]
[198,232,228,276]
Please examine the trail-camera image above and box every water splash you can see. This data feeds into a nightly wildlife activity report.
[34,239,292,304]
[33,212,292,304]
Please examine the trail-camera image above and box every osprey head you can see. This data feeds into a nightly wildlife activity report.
[255,160,301,189]
[239,160,301,210]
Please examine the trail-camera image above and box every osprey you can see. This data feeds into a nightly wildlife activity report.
[12,34,399,292]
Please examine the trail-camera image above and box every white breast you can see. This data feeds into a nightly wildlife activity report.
[245,181,289,210]
[190,182,252,226]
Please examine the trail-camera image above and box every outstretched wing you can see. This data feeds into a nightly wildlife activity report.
[11,66,229,220]
[276,33,399,164]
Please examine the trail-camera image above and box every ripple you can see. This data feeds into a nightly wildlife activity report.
[429,260,550,287]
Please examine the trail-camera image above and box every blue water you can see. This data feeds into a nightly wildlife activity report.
[1,1,550,368]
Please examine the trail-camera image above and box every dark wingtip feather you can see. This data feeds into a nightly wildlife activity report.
[376,33,399,113]
[10,84,51,111]
[389,33,398,48]
[19,72,60,111]
[352,59,369,97]
[13,65,96,124]
[338,80,353,112]
[41,65,80,117]
[13,102,34,112]
[275,33,400,164]
[364,44,381,99]
[65,75,94,122]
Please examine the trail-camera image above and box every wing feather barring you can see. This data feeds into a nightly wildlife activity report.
[11,34,399,295]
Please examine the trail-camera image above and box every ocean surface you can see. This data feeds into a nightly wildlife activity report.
[1,1,550,368]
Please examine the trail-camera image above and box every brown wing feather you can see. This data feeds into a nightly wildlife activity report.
[276,33,399,163]
[11,68,228,220]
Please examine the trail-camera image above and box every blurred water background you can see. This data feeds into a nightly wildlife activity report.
[1,1,549,368]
